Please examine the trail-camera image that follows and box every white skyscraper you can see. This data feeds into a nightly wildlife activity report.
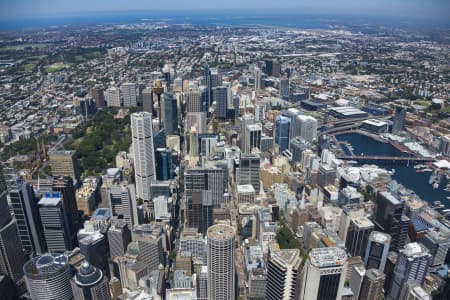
[131,112,156,205]
[291,115,318,143]
[254,67,261,90]
[120,83,137,107]
[106,87,121,107]
[299,247,347,300]
[207,224,235,300]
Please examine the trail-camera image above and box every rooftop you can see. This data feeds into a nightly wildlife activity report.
[369,231,391,244]
[352,216,374,229]
[309,247,347,268]
[207,224,235,241]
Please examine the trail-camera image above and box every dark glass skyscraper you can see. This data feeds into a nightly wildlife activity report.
[163,93,178,135]
[275,115,290,152]
[155,148,173,181]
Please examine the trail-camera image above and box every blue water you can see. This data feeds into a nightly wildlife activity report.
[337,133,450,208]
[2,10,449,31]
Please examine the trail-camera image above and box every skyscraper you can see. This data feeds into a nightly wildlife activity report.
[185,89,202,113]
[345,216,374,258]
[388,242,432,300]
[108,183,136,228]
[23,254,73,300]
[132,224,164,272]
[131,112,156,205]
[372,191,408,251]
[280,77,290,99]
[392,106,407,135]
[364,231,391,272]
[38,192,75,253]
[203,64,212,105]
[290,115,318,143]
[184,167,225,211]
[71,261,111,300]
[0,191,26,295]
[120,82,137,107]
[299,247,347,300]
[79,232,109,278]
[155,148,174,181]
[90,86,105,108]
[244,123,262,153]
[186,112,207,134]
[105,86,121,107]
[107,219,132,260]
[196,266,208,300]
[163,93,179,135]
[358,268,386,300]
[142,87,154,115]
[207,224,235,300]
[8,181,46,256]
[214,86,229,119]
[265,249,302,300]
[52,176,80,246]
[237,153,261,193]
[420,230,450,268]
[275,115,291,152]
[50,151,80,182]
[254,67,261,90]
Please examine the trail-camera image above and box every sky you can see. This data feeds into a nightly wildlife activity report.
[0,0,449,21]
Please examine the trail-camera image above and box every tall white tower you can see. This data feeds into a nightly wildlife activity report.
[207,224,235,300]
[131,112,156,205]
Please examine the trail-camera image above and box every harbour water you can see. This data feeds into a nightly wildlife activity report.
[336,133,450,208]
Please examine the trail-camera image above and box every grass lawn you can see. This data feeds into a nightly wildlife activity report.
[43,63,71,73]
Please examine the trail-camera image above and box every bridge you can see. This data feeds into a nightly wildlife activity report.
[337,155,435,165]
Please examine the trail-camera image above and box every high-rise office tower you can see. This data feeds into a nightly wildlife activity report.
[372,191,408,251]
[163,93,179,135]
[79,233,109,278]
[132,224,164,272]
[8,181,46,256]
[232,95,240,119]
[189,190,213,235]
[399,281,432,300]
[50,150,80,182]
[105,86,121,107]
[53,176,80,246]
[358,268,386,300]
[155,148,173,181]
[108,183,136,228]
[210,68,220,88]
[280,77,290,99]
[254,67,261,90]
[196,266,208,300]
[0,191,26,294]
[184,167,225,211]
[214,86,229,119]
[107,219,132,260]
[265,249,302,300]
[23,254,73,300]
[275,115,290,152]
[364,231,391,272]
[38,192,75,253]
[207,224,235,300]
[120,82,137,107]
[265,59,281,77]
[199,134,219,158]
[71,261,111,300]
[131,112,156,205]
[289,137,309,163]
[185,89,202,113]
[142,87,154,115]
[290,115,318,143]
[299,247,347,300]
[244,123,262,153]
[388,242,432,300]
[90,86,105,108]
[186,112,207,134]
[338,204,366,241]
[420,230,450,268]
[392,106,407,135]
[345,216,374,258]
[237,153,261,193]
[203,64,212,105]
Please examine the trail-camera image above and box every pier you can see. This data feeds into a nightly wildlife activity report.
[337,155,435,165]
